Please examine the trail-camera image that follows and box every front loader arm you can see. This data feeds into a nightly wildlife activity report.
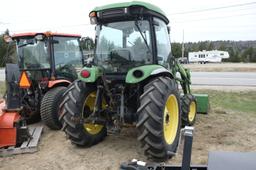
[172,60,191,94]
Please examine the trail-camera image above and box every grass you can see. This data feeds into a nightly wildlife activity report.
[194,90,256,114]
[0,81,255,114]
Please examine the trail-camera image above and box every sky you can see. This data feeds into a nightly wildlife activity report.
[0,0,256,42]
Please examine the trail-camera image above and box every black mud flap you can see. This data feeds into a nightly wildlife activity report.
[5,63,21,109]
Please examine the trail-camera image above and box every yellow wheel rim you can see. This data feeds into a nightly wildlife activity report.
[188,101,196,122]
[163,95,179,144]
[83,123,103,135]
[82,92,106,135]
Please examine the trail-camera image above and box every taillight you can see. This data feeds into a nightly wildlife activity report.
[80,70,90,78]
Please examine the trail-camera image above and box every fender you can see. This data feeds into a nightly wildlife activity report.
[48,80,71,88]
[78,66,103,83]
[125,65,173,84]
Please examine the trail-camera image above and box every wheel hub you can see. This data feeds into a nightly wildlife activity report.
[188,101,196,122]
[82,91,106,135]
[163,95,179,144]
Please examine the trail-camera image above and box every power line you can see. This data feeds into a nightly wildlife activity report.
[169,1,256,15]
[2,3,256,33]
[173,12,256,23]
[170,5,256,18]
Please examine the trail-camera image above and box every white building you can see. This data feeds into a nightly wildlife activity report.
[188,50,229,63]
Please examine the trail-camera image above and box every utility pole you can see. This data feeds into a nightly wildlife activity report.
[182,29,184,59]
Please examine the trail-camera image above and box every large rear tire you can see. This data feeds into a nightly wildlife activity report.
[137,77,181,161]
[59,80,107,147]
[181,94,197,126]
[40,86,67,130]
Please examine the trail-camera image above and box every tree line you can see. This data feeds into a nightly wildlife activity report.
[172,40,256,62]
[0,30,17,67]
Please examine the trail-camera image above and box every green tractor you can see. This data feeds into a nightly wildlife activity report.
[60,1,204,161]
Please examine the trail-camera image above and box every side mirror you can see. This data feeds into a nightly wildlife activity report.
[3,34,13,43]
[81,37,94,51]
[81,37,95,66]
[35,34,45,41]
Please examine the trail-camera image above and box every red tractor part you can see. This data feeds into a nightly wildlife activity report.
[48,79,71,88]
[0,100,21,148]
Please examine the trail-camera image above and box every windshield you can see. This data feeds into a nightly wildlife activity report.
[53,36,83,69]
[94,20,152,73]
[154,18,172,68]
[17,38,49,69]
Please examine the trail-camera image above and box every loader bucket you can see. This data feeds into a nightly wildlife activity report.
[194,94,209,114]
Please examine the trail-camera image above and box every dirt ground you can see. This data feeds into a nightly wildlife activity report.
[184,63,256,72]
[1,91,256,170]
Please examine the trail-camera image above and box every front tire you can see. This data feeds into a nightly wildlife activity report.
[181,94,197,126]
[40,86,67,130]
[59,80,107,147]
[137,77,181,161]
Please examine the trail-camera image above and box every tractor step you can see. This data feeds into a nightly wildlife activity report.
[0,126,43,156]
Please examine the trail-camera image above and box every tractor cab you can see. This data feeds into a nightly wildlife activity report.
[88,2,172,77]
[12,32,83,82]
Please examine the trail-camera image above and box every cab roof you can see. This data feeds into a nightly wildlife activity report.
[12,32,81,38]
[91,1,168,23]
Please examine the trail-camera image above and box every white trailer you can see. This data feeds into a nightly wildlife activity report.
[188,50,229,63]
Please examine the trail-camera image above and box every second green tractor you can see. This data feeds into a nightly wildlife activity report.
[60,1,199,161]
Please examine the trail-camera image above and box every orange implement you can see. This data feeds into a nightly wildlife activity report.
[0,100,21,148]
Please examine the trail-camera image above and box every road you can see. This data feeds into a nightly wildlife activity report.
[0,69,4,81]
[0,69,255,87]
[191,72,256,87]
